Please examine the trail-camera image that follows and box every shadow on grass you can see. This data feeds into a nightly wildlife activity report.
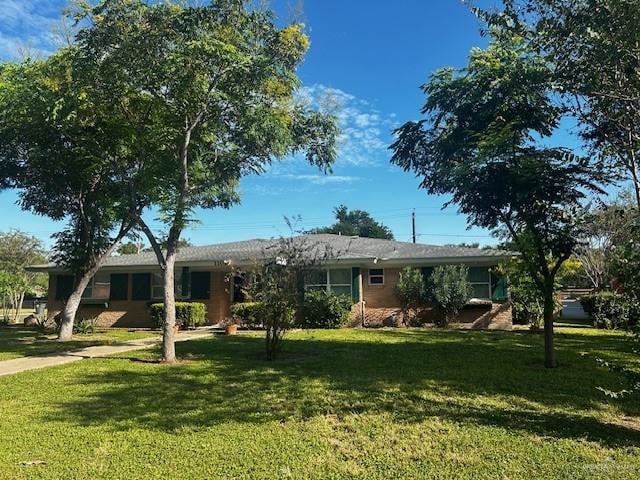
[0,328,105,358]
[48,329,640,448]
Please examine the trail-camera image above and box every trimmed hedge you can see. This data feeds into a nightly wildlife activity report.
[230,302,264,328]
[150,302,206,330]
[300,290,352,329]
[580,292,634,330]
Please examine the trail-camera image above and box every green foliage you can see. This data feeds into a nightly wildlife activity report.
[391,28,608,366]
[395,267,428,323]
[429,265,471,327]
[246,232,331,360]
[517,0,640,207]
[230,302,264,329]
[0,231,48,323]
[300,290,352,329]
[307,205,394,239]
[580,292,636,330]
[150,302,206,330]
[73,318,97,335]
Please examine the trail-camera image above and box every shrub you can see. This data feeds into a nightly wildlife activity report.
[300,290,352,329]
[580,292,634,330]
[395,266,428,324]
[74,317,97,335]
[230,302,264,328]
[429,265,471,327]
[150,302,206,330]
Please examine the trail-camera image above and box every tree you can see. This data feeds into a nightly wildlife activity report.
[307,205,394,239]
[429,265,471,327]
[74,1,338,362]
[0,231,47,322]
[395,266,428,324]
[506,0,640,207]
[117,242,144,256]
[391,31,607,367]
[246,231,331,360]
[0,47,149,340]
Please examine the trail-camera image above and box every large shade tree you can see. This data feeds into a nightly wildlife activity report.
[0,48,152,340]
[391,31,607,367]
[502,0,640,207]
[306,205,394,239]
[73,0,338,362]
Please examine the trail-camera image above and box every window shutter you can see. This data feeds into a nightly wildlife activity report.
[55,275,74,301]
[110,274,129,301]
[351,267,360,303]
[190,272,211,300]
[132,273,151,301]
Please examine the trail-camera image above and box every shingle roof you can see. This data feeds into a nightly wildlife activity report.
[30,234,515,271]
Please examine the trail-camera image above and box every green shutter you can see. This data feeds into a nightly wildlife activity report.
[55,275,74,301]
[190,272,211,300]
[491,272,509,301]
[351,267,360,303]
[131,273,151,301]
[110,274,129,301]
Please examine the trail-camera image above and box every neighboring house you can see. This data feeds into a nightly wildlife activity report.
[31,234,516,329]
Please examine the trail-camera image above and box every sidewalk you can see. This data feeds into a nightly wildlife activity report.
[0,328,216,377]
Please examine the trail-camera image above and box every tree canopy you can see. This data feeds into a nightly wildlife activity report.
[391,30,607,367]
[307,205,394,239]
[70,0,338,361]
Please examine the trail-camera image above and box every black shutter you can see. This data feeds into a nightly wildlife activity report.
[55,275,74,301]
[110,274,129,301]
[190,271,211,300]
[131,273,151,301]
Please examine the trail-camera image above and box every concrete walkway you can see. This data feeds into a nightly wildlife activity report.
[0,328,217,377]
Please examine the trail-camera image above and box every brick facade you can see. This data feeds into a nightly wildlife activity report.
[47,264,512,330]
[46,270,233,328]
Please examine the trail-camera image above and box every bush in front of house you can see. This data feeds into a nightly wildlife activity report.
[580,292,636,330]
[300,290,352,329]
[429,265,471,327]
[150,302,207,330]
[230,301,264,328]
[395,266,428,325]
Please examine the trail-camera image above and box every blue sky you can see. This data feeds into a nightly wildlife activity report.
[0,0,512,248]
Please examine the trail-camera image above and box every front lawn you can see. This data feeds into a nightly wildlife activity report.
[0,328,158,360]
[0,328,638,479]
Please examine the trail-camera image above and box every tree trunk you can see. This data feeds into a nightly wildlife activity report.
[58,228,132,341]
[542,283,557,368]
[161,252,177,363]
[58,272,94,341]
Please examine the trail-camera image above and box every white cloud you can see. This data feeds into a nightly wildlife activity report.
[282,174,360,185]
[296,84,397,166]
[0,0,61,60]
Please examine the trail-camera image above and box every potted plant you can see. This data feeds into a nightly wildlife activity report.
[225,318,238,335]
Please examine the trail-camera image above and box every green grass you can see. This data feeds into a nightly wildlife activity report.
[0,328,638,479]
[0,328,157,360]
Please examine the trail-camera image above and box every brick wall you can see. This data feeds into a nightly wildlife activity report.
[46,270,233,328]
[361,267,402,308]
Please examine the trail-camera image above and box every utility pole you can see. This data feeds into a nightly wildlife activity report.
[412,209,416,243]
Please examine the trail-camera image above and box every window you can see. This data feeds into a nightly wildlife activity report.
[151,270,189,300]
[368,268,384,285]
[191,271,211,300]
[55,275,74,301]
[468,267,491,300]
[82,272,110,300]
[132,273,151,301]
[110,274,129,301]
[304,268,352,297]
